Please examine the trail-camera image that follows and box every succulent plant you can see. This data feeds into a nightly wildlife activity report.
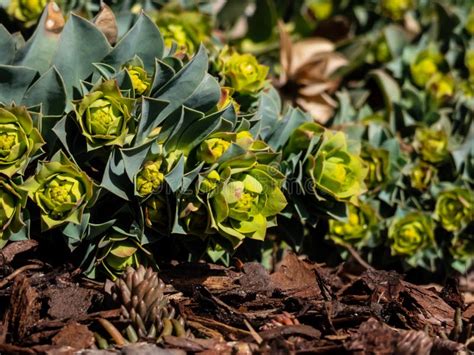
[434,188,473,233]
[74,80,135,149]
[22,151,96,230]
[0,177,27,247]
[111,265,190,341]
[388,212,435,257]
[0,106,44,177]
[218,46,269,95]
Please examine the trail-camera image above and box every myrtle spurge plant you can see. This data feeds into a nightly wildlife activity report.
[0,1,368,279]
[0,0,472,279]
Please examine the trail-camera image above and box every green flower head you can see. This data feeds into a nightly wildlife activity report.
[162,24,196,54]
[410,49,442,88]
[200,170,221,193]
[7,0,47,26]
[0,177,27,248]
[135,159,165,197]
[218,47,269,95]
[306,0,333,20]
[414,126,449,164]
[126,66,151,97]
[22,151,96,230]
[98,232,153,279]
[197,136,232,164]
[0,106,44,177]
[209,164,287,247]
[435,188,473,232]
[410,161,436,190]
[427,73,455,101]
[307,131,368,204]
[329,203,378,247]
[388,212,435,256]
[155,7,210,55]
[380,0,414,20]
[361,145,391,191]
[74,80,135,149]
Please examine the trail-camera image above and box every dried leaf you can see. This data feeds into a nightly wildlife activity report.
[93,3,118,45]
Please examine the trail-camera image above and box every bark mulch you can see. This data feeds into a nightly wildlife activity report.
[0,240,472,354]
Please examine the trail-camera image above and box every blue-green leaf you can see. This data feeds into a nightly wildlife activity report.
[0,65,37,105]
[0,25,15,65]
[104,13,164,72]
[53,14,111,100]
[22,67,66,116]
[14,3,63,73]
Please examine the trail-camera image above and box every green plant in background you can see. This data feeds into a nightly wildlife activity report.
[218,47,269,95]
[6,0,47,27]
[435,188,473,233]
[328,202,378,247]
[388,212,436,267]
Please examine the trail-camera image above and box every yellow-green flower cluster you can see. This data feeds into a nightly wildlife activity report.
[414,126,449,164]
[97,232,153,280]
[329,203,378,246]
[410,161,436,190]
[410,49,443,88]
[306,129,368,204]
[306,0,333,20]
[380,0,414,20]
[22,151,95,230]
[126,66,151,97]
[218,47,269,95]
[135,159,165,197]
[388,212,435,256]
[435,188,473,232]
[0,107,44,177]
[74,80,135,149]
[7,0,47,27]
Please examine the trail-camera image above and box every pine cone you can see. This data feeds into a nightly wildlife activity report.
[112,265,188,340]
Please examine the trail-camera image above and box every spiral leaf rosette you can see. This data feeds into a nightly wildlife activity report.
[154,5,211,55]
[218,46,269,95]
[0,177,27,248]
[183,134,287,247]
[414,126,450,164]
[434,188,473,233]
[22,151,96,230]
[306,129,368,204]
[0,106,44,177]
[328,203,378,247]
[97,230,154,279]
[388,212,435,257]
[74,80,135,149]
[7,0,47,26]
[409,161,436,191]
[361,144,391,191]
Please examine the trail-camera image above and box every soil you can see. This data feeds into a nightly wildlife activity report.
[0,240,472,354]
